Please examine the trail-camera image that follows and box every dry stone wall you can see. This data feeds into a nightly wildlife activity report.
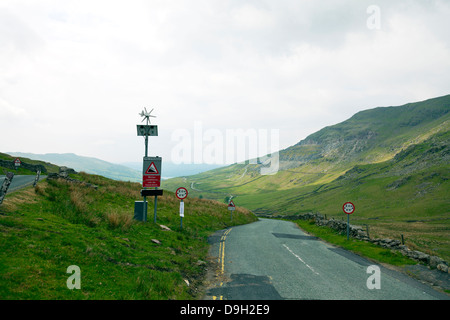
[48,166,97,189]
[0,159,47,173]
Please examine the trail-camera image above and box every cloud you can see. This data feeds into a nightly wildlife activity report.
[0,8,45,55]
[1,0,449,163]
[0,97,27,119]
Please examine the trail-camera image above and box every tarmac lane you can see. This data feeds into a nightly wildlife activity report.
[206,218,448,300]
[0,175,46,193]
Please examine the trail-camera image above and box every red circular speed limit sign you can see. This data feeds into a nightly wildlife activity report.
[343,202,355,214]
[176,187,188,200]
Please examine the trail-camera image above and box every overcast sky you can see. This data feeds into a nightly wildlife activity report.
[1,0,449,165]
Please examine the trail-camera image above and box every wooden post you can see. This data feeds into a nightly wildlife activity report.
[33,170,41,187]
[0,172,15,205]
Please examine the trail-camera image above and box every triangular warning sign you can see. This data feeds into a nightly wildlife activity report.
[228,200,235,207]
[145,162,159,175]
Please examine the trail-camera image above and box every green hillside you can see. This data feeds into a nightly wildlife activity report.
[0,172,256,299]
[163,95,450,261]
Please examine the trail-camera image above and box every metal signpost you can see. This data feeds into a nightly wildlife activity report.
[176,187,188,230]
[343,202,355,240]
[228,199,236,222]
[135,108,163,222]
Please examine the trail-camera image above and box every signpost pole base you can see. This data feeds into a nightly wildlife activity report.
[154,194,157,223]
[143,195,147,222]
[347,214,350,240]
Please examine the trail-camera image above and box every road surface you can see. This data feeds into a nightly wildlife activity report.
[206,218,448,300]
[0,174,46,193]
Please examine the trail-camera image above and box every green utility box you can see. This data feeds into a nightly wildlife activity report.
[134,201,147,222]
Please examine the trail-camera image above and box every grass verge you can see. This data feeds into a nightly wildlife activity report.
[0,173,257,299]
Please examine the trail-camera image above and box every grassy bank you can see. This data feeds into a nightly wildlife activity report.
[0,173,257,299]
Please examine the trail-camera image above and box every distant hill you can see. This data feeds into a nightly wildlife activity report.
[6,152,225,182]
[7,153,141,182]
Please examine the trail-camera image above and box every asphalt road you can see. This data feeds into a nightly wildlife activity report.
[206,218,448,300]
[0,174,46,193]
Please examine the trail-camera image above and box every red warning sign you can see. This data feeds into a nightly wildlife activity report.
[143,157,162,188]
[145,162,159,174]
[143,175,161,188]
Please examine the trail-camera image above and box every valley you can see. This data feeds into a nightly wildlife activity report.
[163,95,450,263]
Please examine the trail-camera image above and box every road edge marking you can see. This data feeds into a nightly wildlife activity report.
[213,228,232,300]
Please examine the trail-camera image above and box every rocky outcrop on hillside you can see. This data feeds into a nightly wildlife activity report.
[48,166,97,189]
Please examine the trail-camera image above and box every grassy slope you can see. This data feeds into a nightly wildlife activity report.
[0,172,257,299]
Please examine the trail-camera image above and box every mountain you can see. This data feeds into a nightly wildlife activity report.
[281,94,449,166]
[162,94,450,262]
[163,94,449,212]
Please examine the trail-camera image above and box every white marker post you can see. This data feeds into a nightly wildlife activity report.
[176,187,188,230]
[343,202,355,240]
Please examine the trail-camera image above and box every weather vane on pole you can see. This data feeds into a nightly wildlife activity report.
[139,107,156,125]
[137,107,158,157]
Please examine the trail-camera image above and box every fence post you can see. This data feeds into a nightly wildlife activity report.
[33,170,41,187]
[0,172,15,205]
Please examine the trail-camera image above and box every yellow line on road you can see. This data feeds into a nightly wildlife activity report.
[213,228,232,301]
[221,240,226,274]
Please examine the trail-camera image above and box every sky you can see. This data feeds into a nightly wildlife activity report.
[1,0,450,165]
